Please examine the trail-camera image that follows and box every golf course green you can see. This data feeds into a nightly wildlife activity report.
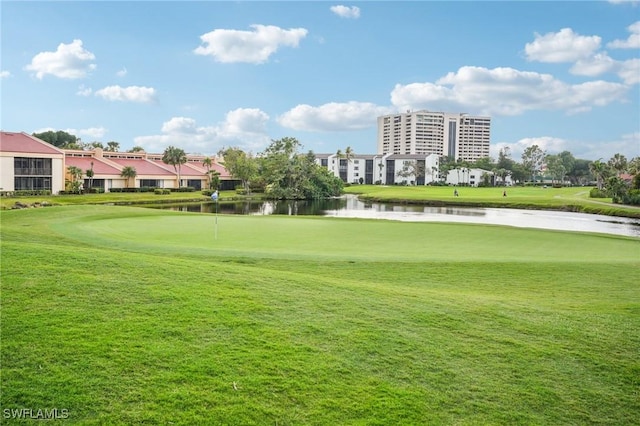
[1,205,639,424]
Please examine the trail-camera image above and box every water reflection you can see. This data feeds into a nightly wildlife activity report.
[151,196,640,237]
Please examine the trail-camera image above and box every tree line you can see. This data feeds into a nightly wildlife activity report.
[219,137,343,199]
[34,130,639,204]
[438,145,639,205]
[32,130,144,153]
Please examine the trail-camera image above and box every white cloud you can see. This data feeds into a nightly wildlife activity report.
[116,67,128,77]
[330,5,361,19]
[608,0,639,5]
[224,108,270,134]
[607,21,640,48]
[278,101,393,132]
[94,85,156,103]
[24,39,96,79]
[390,66,630,116]
[617,58,640,84]
[570,53,617,77]
[134,108,271,154]
[0,70,11,78]
[73,127,108,139]
[161,117,199,134]
[525,28,601,63]
[76,84,93,96]
[194,24,308,64]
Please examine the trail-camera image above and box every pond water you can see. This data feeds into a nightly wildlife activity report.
[150,196,640,238]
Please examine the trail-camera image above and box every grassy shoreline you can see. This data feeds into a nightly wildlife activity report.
[3,185,639,218]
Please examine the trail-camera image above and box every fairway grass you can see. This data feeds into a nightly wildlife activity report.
[345,185,640,218]
[1,206,639,424]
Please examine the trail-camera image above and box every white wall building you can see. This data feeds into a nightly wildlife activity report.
[316,153,439,185]
[0,132,66,193]
[376,110,490,162]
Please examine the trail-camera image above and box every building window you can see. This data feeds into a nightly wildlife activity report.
[140,179,160,187]
[14,176,51,191]
[14,157,52,176]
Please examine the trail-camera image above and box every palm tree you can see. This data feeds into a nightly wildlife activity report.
[589,160,608,190]
[85,161,94,191]
[608,153,628,177]
[120,166,137,188]
[344,146,354,163]
[67,166,83,192]
[209,170,221,191]
[162,146,187,187]
[202,157,213,189]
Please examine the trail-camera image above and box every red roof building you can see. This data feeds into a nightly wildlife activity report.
[0,131,66,193]
[1,131,236,193]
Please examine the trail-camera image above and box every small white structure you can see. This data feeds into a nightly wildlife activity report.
[445,168,513,187]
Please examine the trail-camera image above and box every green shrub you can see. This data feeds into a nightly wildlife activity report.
[5,189,53,197]
[109,188,123,193]
[589,187,607,198]
[621,189,640,206]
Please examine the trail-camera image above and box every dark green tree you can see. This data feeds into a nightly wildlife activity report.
[608,153,628,177]
[106,141,120,152]
[33,130,78,148]
[545,154,566,185]
[473,156,495,171]
[66,166,83,192]
[85,161,95,190]
[397,160,425,185]
[589,159,609,190]
[162,146,187,187]
[259,138,342,199]
[567,158,591,185]
[219,147,258,193]
[497,147,515,171]
[522,145,546,184]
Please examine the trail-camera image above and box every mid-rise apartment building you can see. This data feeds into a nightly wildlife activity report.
[376,110,490,161]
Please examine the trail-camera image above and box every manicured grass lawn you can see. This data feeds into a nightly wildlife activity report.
[0,190,222,210]
[344,185,640,218]
[1,206,639,424]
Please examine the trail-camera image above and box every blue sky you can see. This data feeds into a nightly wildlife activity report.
[2,1,639,161]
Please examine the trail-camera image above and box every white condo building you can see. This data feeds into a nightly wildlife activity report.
[315,153,440,186]
[376,110,490,161]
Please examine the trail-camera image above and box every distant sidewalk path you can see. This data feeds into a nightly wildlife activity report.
[565,191,640,210]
